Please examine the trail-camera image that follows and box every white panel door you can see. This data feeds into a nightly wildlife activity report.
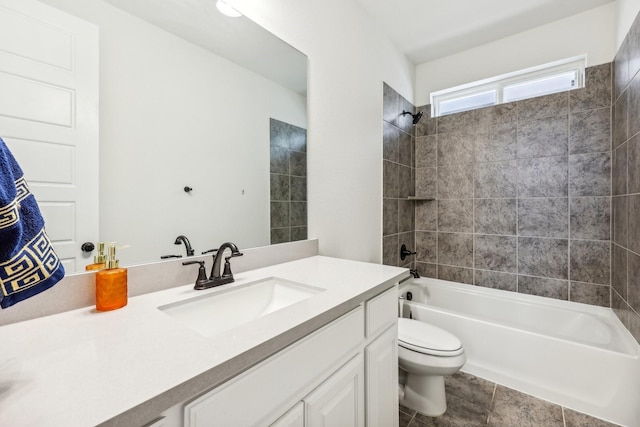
[0,0,99,273]
[305,354,365,427]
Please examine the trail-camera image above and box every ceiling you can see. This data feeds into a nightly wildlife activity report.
[355,0,616,64]
[101,0,307,94]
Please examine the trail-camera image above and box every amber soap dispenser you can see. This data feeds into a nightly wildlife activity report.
[95,245,128,311]
[85,242,106,271]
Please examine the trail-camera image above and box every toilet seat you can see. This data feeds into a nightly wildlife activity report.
[398,318,464,357]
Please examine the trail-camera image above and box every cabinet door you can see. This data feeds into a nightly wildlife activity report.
[305,354,364,427]
[366,324,398,427]
[271,402,304,427]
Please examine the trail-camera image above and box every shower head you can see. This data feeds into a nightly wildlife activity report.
[402,110,424,126]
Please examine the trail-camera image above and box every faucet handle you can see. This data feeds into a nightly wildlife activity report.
[182,260,209,290]
[201,248,218,255]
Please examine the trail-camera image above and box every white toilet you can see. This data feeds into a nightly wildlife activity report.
[397,317,466,416]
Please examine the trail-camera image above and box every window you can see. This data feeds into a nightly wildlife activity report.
[431,55,585,117]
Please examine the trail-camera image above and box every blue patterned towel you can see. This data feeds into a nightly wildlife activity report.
[0,137,64,309]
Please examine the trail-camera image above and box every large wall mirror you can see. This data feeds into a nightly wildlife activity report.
[11,0,308,273]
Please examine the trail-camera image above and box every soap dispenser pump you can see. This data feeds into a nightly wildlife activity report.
[85,242,107,271]
[95,245,128,311]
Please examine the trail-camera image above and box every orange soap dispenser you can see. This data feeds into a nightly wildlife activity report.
[95,245,128,311]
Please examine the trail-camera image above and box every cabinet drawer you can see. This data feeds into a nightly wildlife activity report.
[184,306,364,427]
[366,285,398,338]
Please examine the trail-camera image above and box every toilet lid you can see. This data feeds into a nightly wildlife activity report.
[398,318,463,356]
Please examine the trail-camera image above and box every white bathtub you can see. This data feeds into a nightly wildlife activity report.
[399,277,640,427]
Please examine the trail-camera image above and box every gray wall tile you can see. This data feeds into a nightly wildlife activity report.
[474,270,517,292]
[474,160,517,198]
[290,202,307,226]
[383,121,400,162]
[569,282,610,307]
[416,168,436,198]
[518,237,569,279]
[569,63,612,113]
[438,110,474,133]
[290,227,307,241]
[569,108,611,155]
[518,275,569,300]
[383,161,399,198]
[399,165,414,198]
[270,174,289,201]
[438,199,473,232]
[569,152,611,197]
[398,199,415,233]
[383,199,398,236]
[628,133,640,194]
[570,240,610,285]
[475,103,518,127]
[290,176,307,201]
[629,194,640,254]
[415,105,436,136]
[415,262,437,278]
[517,92,568,121]
[270,202,289,227]
[518,156,568,197]
[271,228,290,244]
[398,97,415,134]
[270,146,289,174]
[570,197,610,240]
[399,131,413,167]
[474,199,517,235]
[474,122,517,162]
[613,142,628,196]
[614,41,629,102]
[613,90,628,149]
[438,132,474,165]
[517,116,568,159]
[416,135,437,168]
[438,164,473,198]
[416,231,437,263]
[629,72,640,138]
[289,151,307,176]
[383,82,399,127]
[474,234,517,273]
[438,265,473,285]
[438,232,473,267]
[416,200,437,231]
[518,198,568,238]
[628,251,640,313]
[612,243,628,299]
[383,234,399,266]
[613,196,628,248]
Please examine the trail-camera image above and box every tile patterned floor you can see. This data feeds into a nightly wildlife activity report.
[399,372,621,427]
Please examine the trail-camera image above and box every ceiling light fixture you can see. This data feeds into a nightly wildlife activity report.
[216,0,242,18]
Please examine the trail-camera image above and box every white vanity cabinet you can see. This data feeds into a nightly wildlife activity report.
[178,285,398,427]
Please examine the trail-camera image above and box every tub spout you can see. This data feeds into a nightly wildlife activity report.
[410,269,420,278]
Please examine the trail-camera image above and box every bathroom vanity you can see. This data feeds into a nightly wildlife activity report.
[0,250,407,427]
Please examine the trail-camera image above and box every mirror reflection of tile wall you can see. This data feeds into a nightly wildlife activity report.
[270,118,308,244]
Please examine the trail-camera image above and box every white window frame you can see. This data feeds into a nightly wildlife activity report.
[430,55,586,117]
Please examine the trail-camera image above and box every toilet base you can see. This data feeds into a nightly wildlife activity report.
[400,374,447,417]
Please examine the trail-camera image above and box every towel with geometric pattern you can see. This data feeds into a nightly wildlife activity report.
[0,137,64,309]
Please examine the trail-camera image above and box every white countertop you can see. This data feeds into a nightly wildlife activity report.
[0,256,407,427]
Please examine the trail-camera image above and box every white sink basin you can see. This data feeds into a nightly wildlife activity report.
[158,277,324,337]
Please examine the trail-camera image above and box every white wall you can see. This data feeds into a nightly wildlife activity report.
[232,0,415,263]
[616,0,640,47]
[414,3,617,105]
[37,0,307,266]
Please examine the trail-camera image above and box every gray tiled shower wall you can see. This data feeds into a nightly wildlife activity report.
[383,84,417,270]
[270,118,308,244]
[383,61,614,308]
[611,12,640,343]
